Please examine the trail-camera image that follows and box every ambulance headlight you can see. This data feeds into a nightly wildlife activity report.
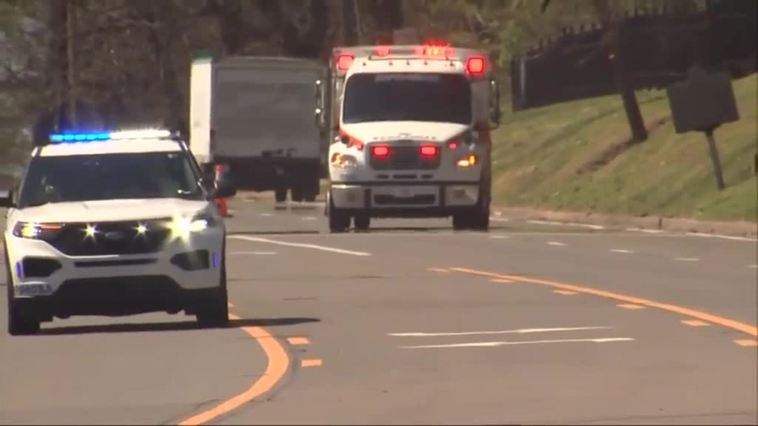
[456,154,479,168]
[331,153,358,169]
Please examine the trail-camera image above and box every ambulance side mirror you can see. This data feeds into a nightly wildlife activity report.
[488,79,502,129]
[314,79,326,129]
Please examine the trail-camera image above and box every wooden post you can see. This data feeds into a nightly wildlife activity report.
[704,128,726,190]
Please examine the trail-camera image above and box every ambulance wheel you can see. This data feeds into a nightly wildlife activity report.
[275,188,287,203]
[354,214,370,231]
[328,196,350,233]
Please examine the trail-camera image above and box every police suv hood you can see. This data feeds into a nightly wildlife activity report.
[340,121,469,144]
[10,198,214,225]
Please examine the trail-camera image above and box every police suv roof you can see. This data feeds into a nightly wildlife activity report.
[35,129,184,157]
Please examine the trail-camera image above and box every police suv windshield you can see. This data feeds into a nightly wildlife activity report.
[17,151,203,208]
[342,73,471,124]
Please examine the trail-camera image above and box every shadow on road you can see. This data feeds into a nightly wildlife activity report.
[38,317,320,336]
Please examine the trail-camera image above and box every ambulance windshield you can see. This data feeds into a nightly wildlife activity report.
[342,73,471,124]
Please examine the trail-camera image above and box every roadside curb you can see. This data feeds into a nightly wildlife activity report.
[493,206,757,238]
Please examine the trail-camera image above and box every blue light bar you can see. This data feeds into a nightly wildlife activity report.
[48,129,173,143]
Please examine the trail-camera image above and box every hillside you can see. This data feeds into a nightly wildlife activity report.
[491,74,757,222]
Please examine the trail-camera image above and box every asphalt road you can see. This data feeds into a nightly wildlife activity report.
[1,198,756,425]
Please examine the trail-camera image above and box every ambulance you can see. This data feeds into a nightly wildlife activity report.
[315,42,501,232]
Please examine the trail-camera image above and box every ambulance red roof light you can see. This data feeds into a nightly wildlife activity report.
[466,56,486,75]
[336,54,354,71]
[375,46,391,57]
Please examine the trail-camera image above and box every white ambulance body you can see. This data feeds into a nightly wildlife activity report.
[315,44,501,232]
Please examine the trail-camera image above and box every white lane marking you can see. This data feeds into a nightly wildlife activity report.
[490,217,510,222]
[748,265,758,269]
[388,326,613,337]
[490,235,509,239]
[686,232,757,242]
[547,241,567,246]
[230,235,371,257]
[527,220,604,230]
[301,216,317,221]
[400,337,634,349]
[675,257,700,262]
[626,227,665,234]
[260,213,274,217]
[229,251,277,256]
[610,249,634,254]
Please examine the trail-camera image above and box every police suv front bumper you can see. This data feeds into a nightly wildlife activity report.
[4,228,224,319]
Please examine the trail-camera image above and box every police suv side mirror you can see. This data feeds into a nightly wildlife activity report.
[212,176,237,199]
[0,189,14,208]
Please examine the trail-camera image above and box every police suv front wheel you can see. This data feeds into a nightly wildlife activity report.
[195,267,230,328]
[5,251,41,336]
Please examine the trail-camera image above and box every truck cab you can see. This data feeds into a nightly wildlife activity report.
[315,43,501,232]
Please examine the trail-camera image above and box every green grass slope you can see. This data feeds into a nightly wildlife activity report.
[491,74,757,222]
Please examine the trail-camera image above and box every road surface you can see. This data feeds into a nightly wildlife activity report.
[1,198,756,425]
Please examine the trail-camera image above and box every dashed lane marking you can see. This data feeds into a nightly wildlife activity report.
[179,313,289,426]
[490,278,515,283]
[490,235,509,239]
[626,228,665,234]
[618,303,646,310]
[682,319,710,327]
[553,290,578,296]
[734,339,758,347]
[301,359,323,367]
[610,249,635,254]
[547,241,567,247]
[287,337,311,346]
[400,337,634,349]
[229,251,277,256]
[450,267,758,337]
[388,326,613,337]
[527,220,605,230]
[428,267,449,273]
[675,257,700,262]
[686,232,757,242]
[748,265,757,269]
[230,235,371,257]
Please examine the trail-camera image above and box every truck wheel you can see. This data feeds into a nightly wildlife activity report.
[6,250,40,336]
[275,188,287,203]
[195,267,229,328]
[452,213,471,230]
[328,195,350,233]
[354,214,370,231]
[291,187,305,202]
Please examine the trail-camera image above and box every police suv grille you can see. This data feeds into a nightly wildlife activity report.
[369,143,440,171]
[47,219,171,256]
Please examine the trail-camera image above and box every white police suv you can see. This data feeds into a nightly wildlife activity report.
[1,128,236,335]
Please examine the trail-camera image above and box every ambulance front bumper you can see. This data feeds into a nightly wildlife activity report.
[330,182,480,214]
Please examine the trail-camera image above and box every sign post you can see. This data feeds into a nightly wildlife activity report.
[666,66,739,191]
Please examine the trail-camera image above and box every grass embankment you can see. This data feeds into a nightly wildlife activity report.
[491,74,757,222]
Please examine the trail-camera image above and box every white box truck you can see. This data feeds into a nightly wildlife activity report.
[190,55,327,202]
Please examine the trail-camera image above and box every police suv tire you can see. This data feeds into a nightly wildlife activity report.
[5,249,40,336]
[195,267,229,328]
[328,194,350,233]
[354,214,370,231]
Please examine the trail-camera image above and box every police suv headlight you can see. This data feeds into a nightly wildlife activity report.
[169,213,219,241]
[12,222,63,240]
